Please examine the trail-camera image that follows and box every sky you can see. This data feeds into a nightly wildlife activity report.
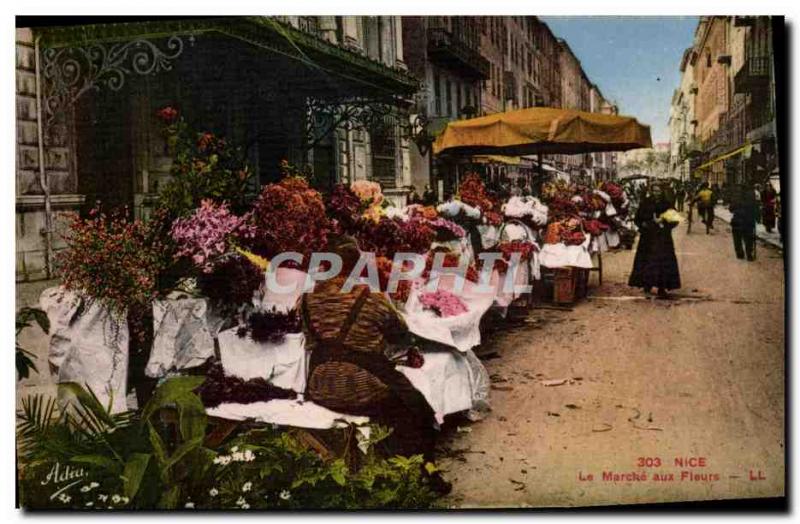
[541,16,699,145]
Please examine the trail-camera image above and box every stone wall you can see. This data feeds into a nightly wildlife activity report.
[16,28,84,282]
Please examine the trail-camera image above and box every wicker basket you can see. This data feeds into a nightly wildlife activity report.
[307,361,391,413]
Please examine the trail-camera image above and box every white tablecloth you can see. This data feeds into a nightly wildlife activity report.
[398,348,490,424]
[539,236,594,269]
[207,399,369,429]
[218,329,308,394]
[41,287,129,414]
[146,296,222,378]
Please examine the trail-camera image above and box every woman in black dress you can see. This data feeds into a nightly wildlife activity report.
[628,184,681,298]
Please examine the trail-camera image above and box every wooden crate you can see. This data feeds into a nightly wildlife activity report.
[553,268,578,304]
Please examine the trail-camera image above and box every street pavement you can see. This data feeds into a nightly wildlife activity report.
[15,218,786,508]
[439,218,785,508]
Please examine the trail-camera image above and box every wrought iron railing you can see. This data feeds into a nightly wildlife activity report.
[427,27,490,79]
[734,55,771,93]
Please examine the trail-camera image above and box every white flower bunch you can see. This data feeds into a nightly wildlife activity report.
[214,446,256,467]
[502,196,548,225]
[437,200,481,219]
[384,206,410,222]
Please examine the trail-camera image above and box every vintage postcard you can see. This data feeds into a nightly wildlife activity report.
[14,14,785,510]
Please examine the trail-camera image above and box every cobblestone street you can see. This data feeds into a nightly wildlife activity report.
[440,220,785,507]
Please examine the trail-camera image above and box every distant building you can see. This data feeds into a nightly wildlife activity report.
[402,16,489,198]
[682,16,778,187]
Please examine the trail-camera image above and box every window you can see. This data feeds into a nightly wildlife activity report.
[456,84,462,117]
[369,115,397,189]
[434,72,442,115]
[446,79,453,116]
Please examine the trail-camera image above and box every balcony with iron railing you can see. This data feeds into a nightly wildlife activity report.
[427,27,490,80]
[734,55,771,94]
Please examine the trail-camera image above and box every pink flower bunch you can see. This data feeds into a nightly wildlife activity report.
[419,290,469,318]
[350,180,383,204]
[170,199,255,273]
[424,216,466,241]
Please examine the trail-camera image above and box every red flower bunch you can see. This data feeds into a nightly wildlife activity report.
[583,219,609,237]
[56,209,172,314]
[547,197,581,221]
[499,240,537,262]
[351,214,434,259]
[422,251,480,283]
[156,106,178,124]
[327,184,362,234]
[483,209,504,226]
[563,230,587,245]
[458,173,499,214]
[248,176,331,265]
[196,132,226,153]
[375,256,413,304]
[407,204,439,221]
[601,181,624,202]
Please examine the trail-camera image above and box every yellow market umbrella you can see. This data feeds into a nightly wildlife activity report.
[433,106,652,156]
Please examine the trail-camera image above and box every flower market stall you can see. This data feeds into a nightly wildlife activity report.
[433,106,652,304]
[38,110,514,485]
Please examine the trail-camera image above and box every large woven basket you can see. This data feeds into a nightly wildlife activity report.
[307,361,391,413]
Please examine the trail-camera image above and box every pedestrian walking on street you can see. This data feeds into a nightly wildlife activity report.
[675,182,686,212]
[762,184,777,233]
[694,182,715,234]
[729,184,758,261]
[628,184,681,298]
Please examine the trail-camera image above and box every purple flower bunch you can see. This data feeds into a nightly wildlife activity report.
[419,290,469,318]
[424,217,466,241]
[170,199,255,273]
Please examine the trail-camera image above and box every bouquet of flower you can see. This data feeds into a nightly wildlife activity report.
[237,306,302,344]
[419,290,469,318]
[659,208,683,224]
[436,199,482,228]
[195,359,297,408]
[583,219,610,236]
[499,240,537,262]
[503,196,549,227]
[327,184,363,234]
[197,253,264,309]
[422,251,480,283]
[407,205,439,221]
[376,256,413,304]
[56,208,172,314]
[425,216,466,242]
[170,199,255,273]
[458,173,496,213]
[351,180,384,205]
[156,107,253,218]
[543,218,586,246]
[355,216,435,258]
[248,175,331,266]
[546,197,581,221]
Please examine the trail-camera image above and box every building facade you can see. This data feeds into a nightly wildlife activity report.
[16,16,418,281]
[672,16,778,187]
[667,47,700,180]
[402,16,489,198]
[17,15,630,282]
